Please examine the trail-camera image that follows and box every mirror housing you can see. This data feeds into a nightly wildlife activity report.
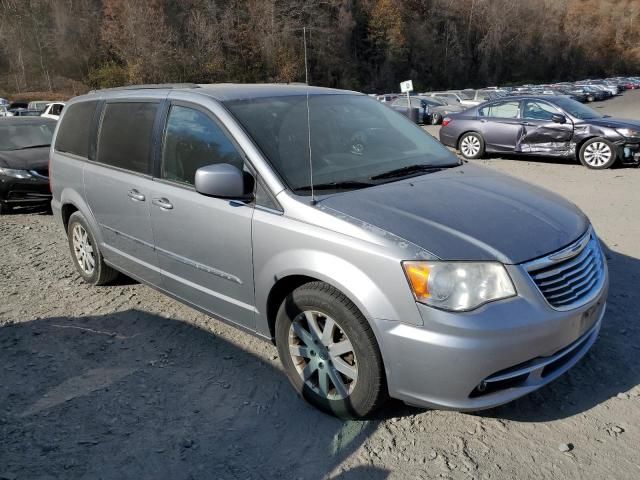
[551,113,566,124]
[195,163,253,200]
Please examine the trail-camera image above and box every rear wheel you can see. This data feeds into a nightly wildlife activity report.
[579,138,617,169]
[459,132,485,159]
[67,211,118,285]
[275,282,388,418]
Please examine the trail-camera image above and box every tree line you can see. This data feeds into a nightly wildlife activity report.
[1,0,639,98]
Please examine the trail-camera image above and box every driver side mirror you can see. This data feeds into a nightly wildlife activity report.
[551,113,566,124]
[195,163,254,200]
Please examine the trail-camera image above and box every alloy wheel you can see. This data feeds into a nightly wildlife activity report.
[460,135,481,157]
[72,224,95,275]
[583,141,612,167]
[288,310,358,400]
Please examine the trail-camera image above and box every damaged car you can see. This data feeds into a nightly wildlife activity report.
[439,95,640,169]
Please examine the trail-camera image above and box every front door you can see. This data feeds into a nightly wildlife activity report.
[85,100,161,285]
[150,102,256,329]
[517,99,574,155]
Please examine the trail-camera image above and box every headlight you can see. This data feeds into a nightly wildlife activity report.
[402,261,516,311]
[615,128,640,139]
[0,168,33,179]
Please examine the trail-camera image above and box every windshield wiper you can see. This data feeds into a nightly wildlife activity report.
[370,163,458,180]
[15,144,50,150]
[295,180,374,192]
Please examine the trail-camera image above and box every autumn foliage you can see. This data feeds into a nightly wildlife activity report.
[0,0,639,97]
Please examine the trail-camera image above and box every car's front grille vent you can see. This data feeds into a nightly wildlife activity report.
[525,229,605,310]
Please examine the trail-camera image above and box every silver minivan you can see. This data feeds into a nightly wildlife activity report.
[50,84,608,418]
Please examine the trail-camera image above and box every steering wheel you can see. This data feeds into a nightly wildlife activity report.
[347,127,386,156]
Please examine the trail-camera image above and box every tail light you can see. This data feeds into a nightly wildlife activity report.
[442,117,452,127]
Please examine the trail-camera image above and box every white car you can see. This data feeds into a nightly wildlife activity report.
[41,102,65,120]
[0,104,12,117]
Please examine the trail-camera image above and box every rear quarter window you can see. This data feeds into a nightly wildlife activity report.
[97,102,158,175]
[54,101,98,158]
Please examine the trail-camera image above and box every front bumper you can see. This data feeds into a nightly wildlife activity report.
[0,175,51,207]
[376,263,608,411]
[615,142,640,165]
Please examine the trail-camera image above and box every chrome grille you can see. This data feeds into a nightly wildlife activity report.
[524,228,605,310]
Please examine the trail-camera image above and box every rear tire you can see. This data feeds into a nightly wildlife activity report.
[275,281,388,418]
[579,138,617,169]
[67,211,118,285]
[458,132,485,159]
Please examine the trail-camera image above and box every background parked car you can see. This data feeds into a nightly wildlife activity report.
[28,100,56,112]
[427,91,481,107]
[41,102,65,120]
[0,117,56,214]
[9,108,42,117]
[0,104,12,117]
[390,95,464,124]
[439,95,640,169]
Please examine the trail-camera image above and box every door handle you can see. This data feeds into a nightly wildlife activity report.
[127,189,145,202]
[152,197,173,210]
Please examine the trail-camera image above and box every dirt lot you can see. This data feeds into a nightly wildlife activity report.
[1,93,640,480]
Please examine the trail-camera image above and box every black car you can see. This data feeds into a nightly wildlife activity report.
[439,95,640,169]
[0,117,56,213]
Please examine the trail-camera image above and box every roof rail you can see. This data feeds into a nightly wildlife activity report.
[89,83,201,93]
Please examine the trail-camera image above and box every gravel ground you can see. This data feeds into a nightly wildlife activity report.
[1,92,640,480]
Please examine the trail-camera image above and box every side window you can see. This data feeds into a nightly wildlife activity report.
[255,180,280,211]
[97,102,158,174]
[52,104,63,115]
[54,101,98,158]
[161,105,244,186]
[522,100,559,121]
[479,101,520,119]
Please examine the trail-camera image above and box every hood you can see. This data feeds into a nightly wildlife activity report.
[585,117,640,130]
[320,164,589,264]
[0,147,50,170]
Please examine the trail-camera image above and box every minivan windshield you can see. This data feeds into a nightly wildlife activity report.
[0,122,55,151]
[225,94,459,194]
[554,97,603,120]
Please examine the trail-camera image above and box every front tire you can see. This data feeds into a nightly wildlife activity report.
[275,282,388,418]
[579,138,617,169]
[459,132,485,159]
[67,211,118,285]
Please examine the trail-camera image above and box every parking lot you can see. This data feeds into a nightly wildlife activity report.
[1,92,639,480]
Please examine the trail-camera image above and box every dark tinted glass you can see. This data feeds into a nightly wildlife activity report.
[98,102,158,174]
[162,105,243,185]
[54,101,97,158]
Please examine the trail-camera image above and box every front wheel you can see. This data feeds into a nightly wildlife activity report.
[275,282,388,418]
[458,132,485,159]
[579,138,617,169]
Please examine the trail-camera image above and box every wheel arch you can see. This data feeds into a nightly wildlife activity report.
[456,130,484,149]
[59,188,104,244]
[258,251,407,342]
